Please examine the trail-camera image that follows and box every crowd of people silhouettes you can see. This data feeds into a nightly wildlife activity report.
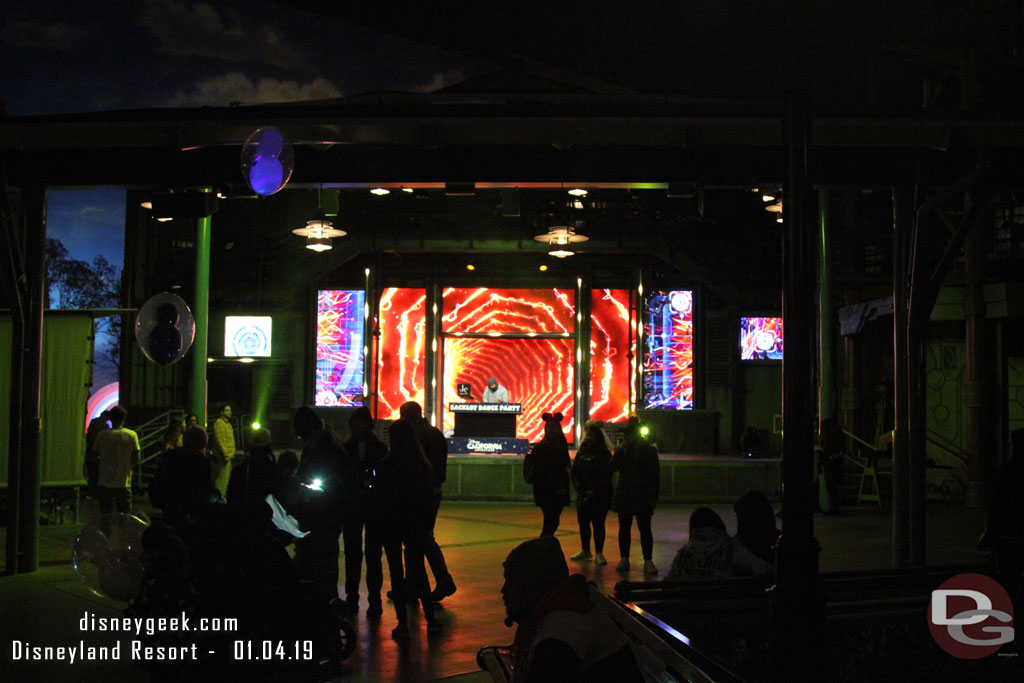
[82,400,808,681]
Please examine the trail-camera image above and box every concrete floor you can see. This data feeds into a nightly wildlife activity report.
[1,497,990,682]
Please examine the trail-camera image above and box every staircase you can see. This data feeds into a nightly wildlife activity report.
[837,428,969,505]
[136,409,184,489]
[135,411,247,490]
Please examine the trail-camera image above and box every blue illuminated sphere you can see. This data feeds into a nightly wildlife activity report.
[241,127,294,196]
[249,156,285,196]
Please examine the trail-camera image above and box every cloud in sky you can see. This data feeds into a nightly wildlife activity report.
[47,189,126,269]
[165,72,343,107]
[139,0,306,69]
[1,20,91,50]
[407,69,469,94]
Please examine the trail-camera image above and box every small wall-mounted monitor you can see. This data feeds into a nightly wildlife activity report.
[225,316,272,357]
[740,316,783,361]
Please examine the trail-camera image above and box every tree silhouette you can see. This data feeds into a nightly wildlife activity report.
[46,237,122,380]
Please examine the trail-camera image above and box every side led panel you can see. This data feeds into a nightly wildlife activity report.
[377,288,426,419]
[315,290,366,407]
[740,316,784,360]
[589,289,634,423]
[224,316,272,357]
[443,337,574,442]
[642,290,694,410]
[442,288,575,335]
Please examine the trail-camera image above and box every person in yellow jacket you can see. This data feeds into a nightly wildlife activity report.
[211,404,236,498]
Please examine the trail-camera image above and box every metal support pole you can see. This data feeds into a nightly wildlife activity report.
[3,195,25,575]
[575,276,590,446]
[16,185,46,573]
[840,326,860,440]
[818,189,835,422]
[892,185,911,567]
[635,269,644,414]
[907,303,929,567]
[363,267,373,412]
[770,48,824,680]
[190,191,212,425]
[425,284,441,426]
[963,207,996,508]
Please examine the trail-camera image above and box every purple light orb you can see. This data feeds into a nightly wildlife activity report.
[240,126,294,196]
[249,156,285,196]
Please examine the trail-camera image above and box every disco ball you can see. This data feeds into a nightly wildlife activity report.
[72,513,148,602]
[240,126,294,196]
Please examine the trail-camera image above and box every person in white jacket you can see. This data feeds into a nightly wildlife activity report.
[666,507,773,581]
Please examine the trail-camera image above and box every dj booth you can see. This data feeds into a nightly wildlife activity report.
[448,403,530,454]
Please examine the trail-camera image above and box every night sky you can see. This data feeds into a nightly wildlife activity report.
[0,0,489,116]
[3,1,491,394]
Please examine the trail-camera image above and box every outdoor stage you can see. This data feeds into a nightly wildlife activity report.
[440,452,781,504]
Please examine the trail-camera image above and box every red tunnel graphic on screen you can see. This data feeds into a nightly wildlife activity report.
[589,289,636,424]
[377,288,427,420]
[442,288,575,442]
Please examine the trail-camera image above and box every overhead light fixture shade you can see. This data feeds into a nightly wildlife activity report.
[567,188,588,197]
[292,215,347,239]
[293,214,346,252]
[765,201,783,213]
[305,236,333,252]
[534,224,589,258]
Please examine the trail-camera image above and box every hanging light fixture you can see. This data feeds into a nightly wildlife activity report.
[534,224,589,258]
[293,185,346,252]
[292,213,346,252]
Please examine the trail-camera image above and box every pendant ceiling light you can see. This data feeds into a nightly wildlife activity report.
[292,214,347,252]
[534,224,589,258]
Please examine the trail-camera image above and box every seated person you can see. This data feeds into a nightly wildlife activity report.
[502,536,643,683]
[666,507,773,581]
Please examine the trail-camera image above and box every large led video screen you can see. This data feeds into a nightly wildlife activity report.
[442,287,575,335]
[377,288,427,419]
[443,337,574,442]
[224,316,272,357]
[642,290,694,410]
[740,316,784,360]
[315,290,366,407]
[590,289,635,423]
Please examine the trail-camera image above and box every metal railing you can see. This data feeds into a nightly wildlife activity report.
[137,409,185,467]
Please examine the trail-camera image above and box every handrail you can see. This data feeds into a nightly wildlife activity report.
[924,428,967,461]
[840,427,881,453]
[138,409,184,466]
